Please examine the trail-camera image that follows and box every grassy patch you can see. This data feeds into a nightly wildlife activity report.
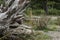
[47,25,58,31]
[31,31,52,40]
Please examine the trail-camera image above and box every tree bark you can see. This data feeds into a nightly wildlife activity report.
[0,0,33,40]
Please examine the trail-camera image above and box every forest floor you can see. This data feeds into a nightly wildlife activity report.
[34,16,60,40]
[25,15,60,40]
[44,25,60,40]
[46,31,60,40]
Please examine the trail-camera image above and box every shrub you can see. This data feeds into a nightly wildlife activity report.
[24,16,51,30]
[35,16,51,30]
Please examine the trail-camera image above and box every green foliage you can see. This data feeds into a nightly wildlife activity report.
[30,0,60,15]
[0,0,4,5]
[32,9,45,16]
[48,8,60,15]
[29,8,60,16]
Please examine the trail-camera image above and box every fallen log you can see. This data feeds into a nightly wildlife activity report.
[0,0,33,40]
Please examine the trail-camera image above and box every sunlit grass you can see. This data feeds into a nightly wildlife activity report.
[31,31,52,40]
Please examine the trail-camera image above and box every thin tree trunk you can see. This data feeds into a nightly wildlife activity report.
[42,0,48,15]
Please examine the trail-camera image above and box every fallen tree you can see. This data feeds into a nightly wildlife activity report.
[0,0,33,40]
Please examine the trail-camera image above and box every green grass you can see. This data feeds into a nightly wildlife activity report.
[47,25,59,31]
[30,31,52,40]
[32,24,58,32]
[23,31,52,40]
[26,8,60,16]
[16,31,52,40]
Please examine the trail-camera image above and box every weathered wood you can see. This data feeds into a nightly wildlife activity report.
[0,0,32,39]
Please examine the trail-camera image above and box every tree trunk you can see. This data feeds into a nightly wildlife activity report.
[0,0,33,40]
[42,0,48,15]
